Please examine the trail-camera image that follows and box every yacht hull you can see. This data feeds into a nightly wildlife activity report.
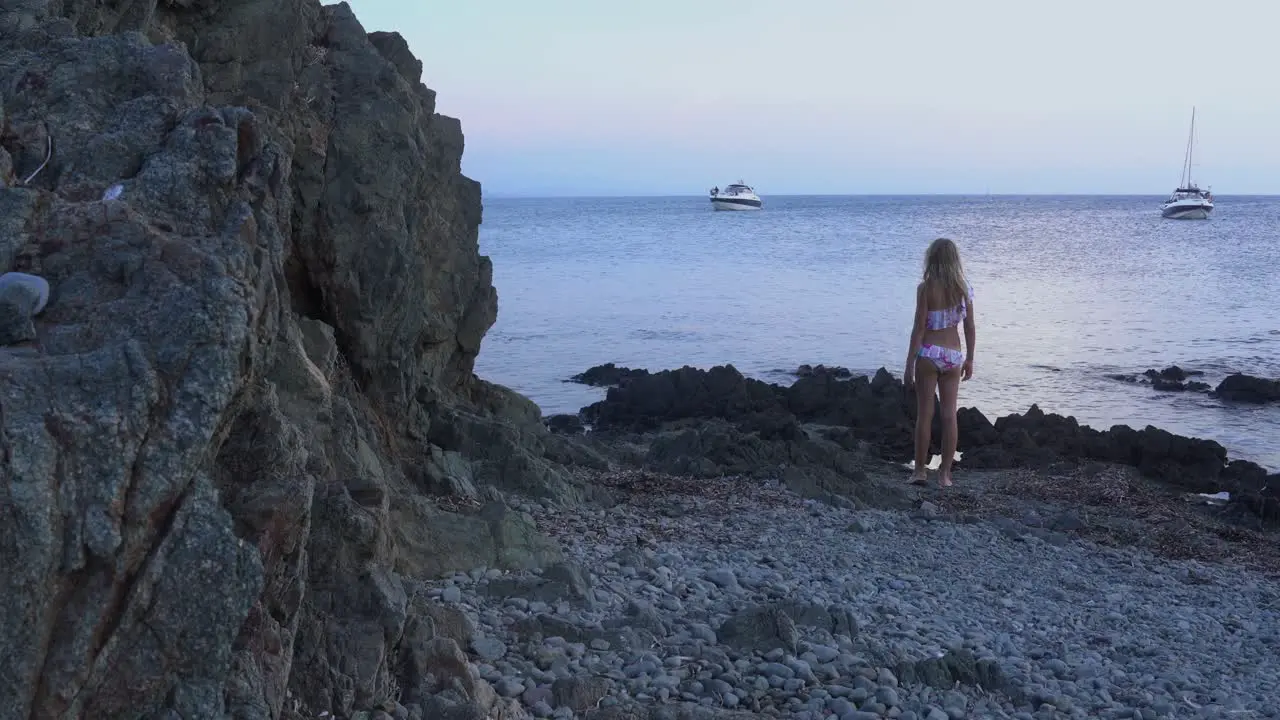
[711,197,762,211]
[1161,202,1212,220]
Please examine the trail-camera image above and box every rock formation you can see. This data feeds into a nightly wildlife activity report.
[570,363,1280,524]
[1106,365,1280,399]
[1215,372,1280,404]
[0,1,582,718]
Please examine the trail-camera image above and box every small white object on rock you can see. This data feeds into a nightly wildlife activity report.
[0,271,50,315]
[102,183,124,202]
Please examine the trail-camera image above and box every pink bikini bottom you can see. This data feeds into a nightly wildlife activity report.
[918,344,964,372]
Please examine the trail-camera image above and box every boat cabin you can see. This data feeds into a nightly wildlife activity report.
[1167,186,1212,202]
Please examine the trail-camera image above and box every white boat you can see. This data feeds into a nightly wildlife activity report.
[709,181,762,211]
[1160,107,1214,220]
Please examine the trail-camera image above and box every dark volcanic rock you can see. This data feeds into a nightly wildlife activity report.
[546,412,586,435]
[579,364,1280,524]
[1109,366,1210,393]
[1215,373,1280,404]
[1106,373,1141,383]
[569,362,650,387]
[956,406,1279,522]
[795,363,852,379]
[1145,365,1203,383]
[1152,377,1188,391]
[578,362,945,462]
[1,3,567,719]
[582,364,781,431]
[786,367,942,460]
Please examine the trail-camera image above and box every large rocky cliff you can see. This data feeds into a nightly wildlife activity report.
[0,1,584,717]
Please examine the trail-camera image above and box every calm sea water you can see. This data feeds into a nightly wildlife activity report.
[474,195,1280,470]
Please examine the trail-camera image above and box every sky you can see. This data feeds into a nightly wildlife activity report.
[341,0,1280,196]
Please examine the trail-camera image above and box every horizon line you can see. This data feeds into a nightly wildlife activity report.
[483,192,1278,200]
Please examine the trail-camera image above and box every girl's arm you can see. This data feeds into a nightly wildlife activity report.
[904,283,927,383]
[963,295,977,379]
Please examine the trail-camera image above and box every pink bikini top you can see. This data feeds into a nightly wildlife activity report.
[924,285,973,330]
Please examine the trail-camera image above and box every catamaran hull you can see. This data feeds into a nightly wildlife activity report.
[711,197,762,211]
[1161,202,1212,220]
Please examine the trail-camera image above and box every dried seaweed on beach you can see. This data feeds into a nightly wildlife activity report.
[927,464,1280,576]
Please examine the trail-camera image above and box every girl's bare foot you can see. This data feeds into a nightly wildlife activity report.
[910,470,929,486]
[939,471,954,487]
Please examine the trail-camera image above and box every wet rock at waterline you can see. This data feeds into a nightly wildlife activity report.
[1214,373,1280,404]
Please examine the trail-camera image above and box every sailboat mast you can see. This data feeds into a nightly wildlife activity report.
[1186,107,1196,188]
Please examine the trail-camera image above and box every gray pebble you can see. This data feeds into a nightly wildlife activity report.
[471,636,506,661]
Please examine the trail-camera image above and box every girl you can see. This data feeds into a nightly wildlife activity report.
[904,238,976,487]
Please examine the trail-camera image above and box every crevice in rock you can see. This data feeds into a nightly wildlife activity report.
[283,254,326,323]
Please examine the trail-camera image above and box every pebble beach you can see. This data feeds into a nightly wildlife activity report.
[421,471,1280,720]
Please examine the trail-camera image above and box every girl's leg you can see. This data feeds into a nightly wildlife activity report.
[912,359,939,483]
[936,368,962,486]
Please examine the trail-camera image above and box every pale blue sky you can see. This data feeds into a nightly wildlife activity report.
[342,0,1279,196]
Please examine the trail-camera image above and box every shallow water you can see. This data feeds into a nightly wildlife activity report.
[474,195,1280,469]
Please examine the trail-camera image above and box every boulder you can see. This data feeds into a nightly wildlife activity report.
[546,412,586,435]
[570,362,650,387]
[1215,373,1280,404]
[482,561,595,608]
[552,677,614,713]
[0,271,48,344]
[716,605,800,654]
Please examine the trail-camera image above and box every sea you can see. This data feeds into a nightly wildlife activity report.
[473,195,1280,471]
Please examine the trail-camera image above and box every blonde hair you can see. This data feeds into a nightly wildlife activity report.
[922,238,969,307]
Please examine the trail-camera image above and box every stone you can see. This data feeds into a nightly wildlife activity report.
[484,561,594,607]
[546,413,586,435]
[417,599,478,648]
[551,676,613,712]
[705,567,740,590]
[0,271,49,312]
[717,606,799,654]
[1215,373,1280,404]
[472,636,507,662]
[0,271,47,344]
